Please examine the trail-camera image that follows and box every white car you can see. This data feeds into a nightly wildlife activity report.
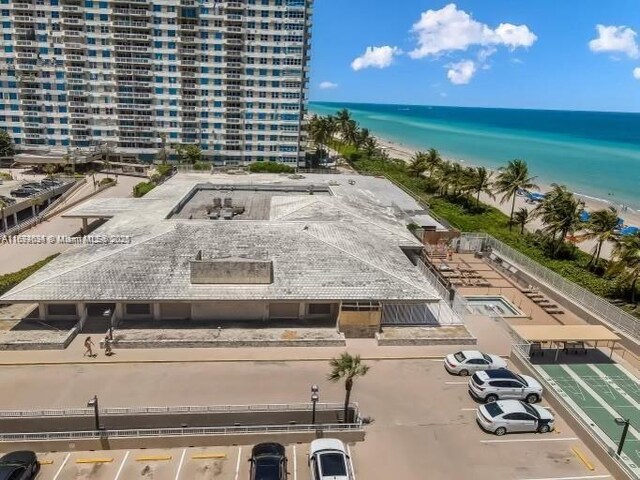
[468,369,544,404]
[444,350,507,376]
[309,438,352,480]
[476,399,555,436]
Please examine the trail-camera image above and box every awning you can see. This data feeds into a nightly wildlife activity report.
[512,324,620,343]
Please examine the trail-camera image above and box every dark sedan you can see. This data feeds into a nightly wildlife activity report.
[0,451,39,480]
[249,443,287,480]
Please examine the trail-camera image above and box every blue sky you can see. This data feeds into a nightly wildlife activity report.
[308,1,640,112]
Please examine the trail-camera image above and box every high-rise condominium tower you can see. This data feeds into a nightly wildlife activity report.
[0,0,312,165]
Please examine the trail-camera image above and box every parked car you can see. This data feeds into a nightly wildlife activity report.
[249,443,287,480]
[476,399,555,436]
[41,178,62,187]
[0,195,16,205]
[444,350,507,376]
[20,183,45,191]
[9,188,36,198]
[468,369,543,403]
[0,451,40,480]
[309,438,352,480]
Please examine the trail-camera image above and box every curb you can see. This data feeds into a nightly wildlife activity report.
[0,355,450,366]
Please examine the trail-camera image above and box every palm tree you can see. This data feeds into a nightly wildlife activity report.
[608,233,640,303]
[581,207,619,268]
[0,197,7,233]
[342,120,360,146]
[157,132,168,165]
[335,109,352,137]
[362,137,379,158]
[449,162,467,196]
[467,166,494,206]
[513,207,530,234]
[424,148,442,177]
[533,184,584,257]
[42,163,57,178]
[434,160,454,196]
[354,128,372,150]
[328,352,370,423]
[493,159,539,230]
[407,152,427,178]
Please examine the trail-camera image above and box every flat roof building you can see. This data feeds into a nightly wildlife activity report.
[1,173,460,337]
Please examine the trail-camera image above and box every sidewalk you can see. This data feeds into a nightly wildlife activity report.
[0,314,512,366]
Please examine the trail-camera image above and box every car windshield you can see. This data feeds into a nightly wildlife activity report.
[254,457,280,480]
[484,402,503,417]
[320,452,347,476]
[471,373,485,385]
[454,352,466,362]
[482,353,492,363]
[521,402,539,418]
[514,373,526,385]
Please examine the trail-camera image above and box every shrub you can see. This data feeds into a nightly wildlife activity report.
[0,254,59,296]
[99,177,115,186]
[248,162,295,174]
[192,162,211,171]
[133,181,156,198]
[156,164,174,178]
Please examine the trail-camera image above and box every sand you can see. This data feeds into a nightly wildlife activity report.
[374,136,640,260]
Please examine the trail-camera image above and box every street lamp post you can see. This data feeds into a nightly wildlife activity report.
[311,384,319,425]
[87,395,100,431]
[614,417,630,456]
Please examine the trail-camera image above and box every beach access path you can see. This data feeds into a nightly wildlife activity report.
[374,136,640,260]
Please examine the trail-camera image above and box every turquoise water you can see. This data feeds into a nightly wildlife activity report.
[309,102,640,210]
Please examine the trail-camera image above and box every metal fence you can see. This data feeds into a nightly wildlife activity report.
[417,259,452,303]
[0,402,354,418]
[456,232,640,340]
[0,422,364,443]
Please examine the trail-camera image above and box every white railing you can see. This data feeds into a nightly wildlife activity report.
[0,402,354,418]
[417,259,452,304]
[457,233,640,340]
[0,422,363,443]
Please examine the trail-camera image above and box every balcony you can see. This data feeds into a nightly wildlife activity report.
[113,8,149,16]
[61,17,84,25]
[11,3,32,10]
[14,15,35,22]
[15,40,35,47]
[64,54,86,61]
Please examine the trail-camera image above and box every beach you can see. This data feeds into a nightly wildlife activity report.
[374,136,640,259]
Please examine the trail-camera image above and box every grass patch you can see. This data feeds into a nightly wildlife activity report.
[0,254,59,296]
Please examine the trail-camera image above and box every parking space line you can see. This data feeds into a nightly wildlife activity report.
[445,381,468,385]
[293,445,297,480]
[38,460,54,465]
[235,447,242,480]
[113,450,130,480]
[52,453,70,480]
[571,447,595,471]
[516,475,611,480]
[174,448,186,480]
[481,437,577,443]
[347,445,356,480]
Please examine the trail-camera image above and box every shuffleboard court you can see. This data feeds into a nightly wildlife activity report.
[538,363,640,476]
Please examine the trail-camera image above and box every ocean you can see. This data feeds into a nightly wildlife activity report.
[309,102,640,211]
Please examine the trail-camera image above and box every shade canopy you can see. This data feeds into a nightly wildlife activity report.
[512,324,620,343]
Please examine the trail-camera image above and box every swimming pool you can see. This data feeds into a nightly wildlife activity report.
[465,296,524,317]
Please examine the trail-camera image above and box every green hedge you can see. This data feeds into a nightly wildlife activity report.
[248,162,295,173]
[133,181,156,198]
[0,254,59,296]
[99,177,115,186]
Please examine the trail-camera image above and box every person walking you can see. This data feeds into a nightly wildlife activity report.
[84,336,95,357]
[104,335,113,356]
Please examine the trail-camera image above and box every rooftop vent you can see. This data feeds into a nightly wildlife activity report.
[190,251,273,284]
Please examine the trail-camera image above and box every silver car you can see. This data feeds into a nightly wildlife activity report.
[444,350,507,376]
[468,369,543,403]
[476,399,555,436]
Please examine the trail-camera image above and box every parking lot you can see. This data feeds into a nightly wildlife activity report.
[34,444,330,480]
[0,358,614,479]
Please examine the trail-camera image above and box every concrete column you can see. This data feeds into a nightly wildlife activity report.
[152,303,161,321]
[298,302,306,320]
[31,205,36,217]
[76,302,86,320]
[82,218,88,236]
[0,214,6,232]
[38,303,46,321]
[11,213,17,228]
[114,303,124,323]
[262,303,269,321]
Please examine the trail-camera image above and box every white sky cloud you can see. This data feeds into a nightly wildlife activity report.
[447,60,476,85]
[408,3,537,59]
[351,46,402,71]
[634,67,640,79]
[319,81,338,90]
[589,25,639,58]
